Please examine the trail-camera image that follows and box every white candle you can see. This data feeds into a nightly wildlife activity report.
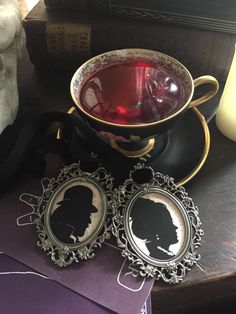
[216,44,236,141]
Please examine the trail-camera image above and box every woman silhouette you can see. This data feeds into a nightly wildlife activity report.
[130,197,179,260]
[50,185,98,244]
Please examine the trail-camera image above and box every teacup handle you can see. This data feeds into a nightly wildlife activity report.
[189,75,219,108]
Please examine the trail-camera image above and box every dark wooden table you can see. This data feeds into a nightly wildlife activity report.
[15,51,236,314]
[152,121,236,313]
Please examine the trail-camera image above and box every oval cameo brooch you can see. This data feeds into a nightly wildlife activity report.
[112,164,204,284]
[26,161,114,267]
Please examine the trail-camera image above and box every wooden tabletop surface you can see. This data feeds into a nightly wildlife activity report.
[152,120,236,313]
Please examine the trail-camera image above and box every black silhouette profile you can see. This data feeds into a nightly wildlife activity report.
[131,198,178,260]
[50,185,98,244]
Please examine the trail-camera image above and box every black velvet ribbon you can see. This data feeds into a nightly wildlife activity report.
[0,111,134,197]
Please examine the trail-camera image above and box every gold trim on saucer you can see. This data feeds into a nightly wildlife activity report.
[110,138,155,158]
[58,106,210,186]
[176,107,210,187]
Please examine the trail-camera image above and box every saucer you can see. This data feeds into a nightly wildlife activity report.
[147,107,209,186]
[64,107,209,187]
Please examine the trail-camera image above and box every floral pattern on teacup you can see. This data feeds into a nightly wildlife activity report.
[99,131,129,142]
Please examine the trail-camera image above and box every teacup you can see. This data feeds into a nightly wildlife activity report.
[70,49,219,157]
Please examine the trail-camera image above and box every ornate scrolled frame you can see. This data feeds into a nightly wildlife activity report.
[112,163,204,284]
[35,161,114,267]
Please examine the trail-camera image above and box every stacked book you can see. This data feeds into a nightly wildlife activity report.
[23,0,236,83]
[44,0,236,34]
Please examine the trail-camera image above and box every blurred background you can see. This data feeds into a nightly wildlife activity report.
[17,0,39,17]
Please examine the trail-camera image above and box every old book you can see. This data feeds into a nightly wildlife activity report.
[24,0,236,83]
[44,0,236,34]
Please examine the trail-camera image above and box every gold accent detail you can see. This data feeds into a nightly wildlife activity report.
[189,75,219,108]
[59,106,210,186]
[56,107,75,140]
[46,22,91,65]
[110,138,155,158]
[176,107,210,187]
[67,107,76,114]
[56,128,61,140]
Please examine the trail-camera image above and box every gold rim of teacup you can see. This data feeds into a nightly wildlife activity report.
[70,48,195,128]
[176,106,210,187]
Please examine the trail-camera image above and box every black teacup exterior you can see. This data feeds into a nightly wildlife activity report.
[70,49,219,148]
[75,105,186,143]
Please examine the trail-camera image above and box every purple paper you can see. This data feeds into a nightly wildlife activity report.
[0,156,154,314]
[0,253,113,314]
[0,253,152,314]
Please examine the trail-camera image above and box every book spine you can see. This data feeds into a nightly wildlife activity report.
[44,0,110,13]
[43,0,236,35]
[23,16,236,83]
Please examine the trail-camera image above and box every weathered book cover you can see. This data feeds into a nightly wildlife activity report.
[44,0,236,34]
[24,1,236,83]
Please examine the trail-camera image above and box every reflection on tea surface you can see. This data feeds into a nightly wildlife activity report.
[80,61,185,125]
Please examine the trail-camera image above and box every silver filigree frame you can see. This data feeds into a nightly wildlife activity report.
[112,164,204,284]
[34,162,114,267]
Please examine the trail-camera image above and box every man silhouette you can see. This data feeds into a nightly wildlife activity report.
[50,185,98,244]
[130,197,179,260]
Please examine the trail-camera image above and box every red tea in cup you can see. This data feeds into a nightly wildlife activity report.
[71,49,219,151]
[80,61,185,125]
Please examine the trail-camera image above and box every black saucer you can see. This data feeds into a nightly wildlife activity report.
[68,107,209,187]
[145,107,208,186]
